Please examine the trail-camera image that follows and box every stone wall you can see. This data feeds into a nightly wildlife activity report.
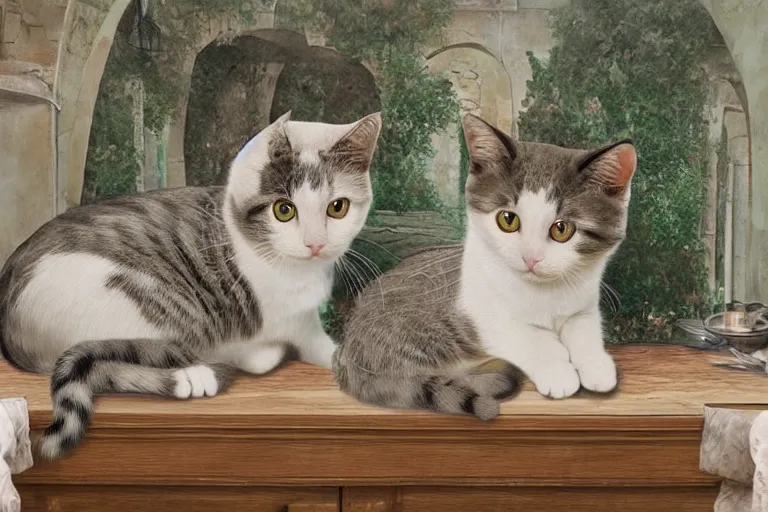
[422,0,565,207]
[0,0,63,262]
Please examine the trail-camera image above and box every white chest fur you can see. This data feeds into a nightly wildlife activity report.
[235,248,333,340]
[459,240,602,335]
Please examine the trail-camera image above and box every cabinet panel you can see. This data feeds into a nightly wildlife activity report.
[342,486,719,512]
[18,485,339,512]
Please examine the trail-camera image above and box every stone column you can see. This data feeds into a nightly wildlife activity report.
[724,107,750,301]
[125,77,145,193]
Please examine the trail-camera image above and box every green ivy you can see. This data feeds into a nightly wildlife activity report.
[372,52,458,213]
[278,0,458,216]
[518,0,721,342]
[279,0,460,322]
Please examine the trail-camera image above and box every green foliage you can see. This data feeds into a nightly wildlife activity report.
[277,0,454,60]
[372,52,458,212]
[458,125,469,202]
[278,0,458,215]
[279,0,460,327]
[82,68,138,204]
[519,0,721,341]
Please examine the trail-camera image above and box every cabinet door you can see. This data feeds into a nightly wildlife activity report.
[341,486,719,512]
[18,485,339,512]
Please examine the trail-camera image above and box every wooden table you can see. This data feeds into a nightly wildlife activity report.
[3,345,767,512]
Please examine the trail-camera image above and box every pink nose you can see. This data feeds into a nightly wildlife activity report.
[307,244,325,257]
[523,257,542,271]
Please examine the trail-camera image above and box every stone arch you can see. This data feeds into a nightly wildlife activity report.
[698,0,768,301]
[425,43,513,136]
[54,0,278,206]
[181,29,380,187]
[54,0,132,212]
[424,42,513,207]
[164,22,281,188]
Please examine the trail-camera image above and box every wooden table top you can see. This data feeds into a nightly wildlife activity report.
[8,344,768,488]
[1,344,767,430]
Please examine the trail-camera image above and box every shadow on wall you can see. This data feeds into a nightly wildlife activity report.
[184,33,381,187]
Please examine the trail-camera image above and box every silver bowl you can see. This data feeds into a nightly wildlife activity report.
[704,312,768,352]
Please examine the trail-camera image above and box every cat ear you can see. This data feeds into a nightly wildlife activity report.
[328,112,383,173]
[578,139,637,196]
[268,110,293,161]
[273,110,292,124]
[461,113,516,176]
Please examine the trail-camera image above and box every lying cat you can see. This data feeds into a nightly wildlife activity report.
[333,113,636,419]
[0,111,382,459]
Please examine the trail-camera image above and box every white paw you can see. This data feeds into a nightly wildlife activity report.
[530,359,580,399]
[173,365,219,399]
[575,352,617,393]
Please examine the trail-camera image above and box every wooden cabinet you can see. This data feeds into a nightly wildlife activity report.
[5,346,767,511]
[19,486,340,512]
[341,487,719,512]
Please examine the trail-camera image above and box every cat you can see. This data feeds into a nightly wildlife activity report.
[333,113,637,419]
[0,111,382,459]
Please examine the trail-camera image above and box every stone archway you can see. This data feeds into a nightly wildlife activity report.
[54,0,132,212]
[54,0,278,206]
[698,0,768,302]
[162,18,281,188]
[425,43,512,207]
[182,30,380,187]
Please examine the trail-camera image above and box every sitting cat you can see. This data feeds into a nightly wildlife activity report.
[0,111,382,459]
[333,113,636,419]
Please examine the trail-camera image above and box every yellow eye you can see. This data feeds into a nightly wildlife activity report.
[327,198,350,219]
[496,211,520,233]
[550,220,576,242]
[273,200,296,222]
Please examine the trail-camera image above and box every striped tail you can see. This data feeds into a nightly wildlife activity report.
[335,357,525,420]
[39,339,235,460]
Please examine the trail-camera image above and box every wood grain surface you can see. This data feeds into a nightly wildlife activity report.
[2,345,766,429]
[3,344,767,508]
[18,485,340,512]
[341,486,721,512]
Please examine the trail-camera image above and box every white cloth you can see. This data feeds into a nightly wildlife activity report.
[700,407,768,512]
[0,398,33,512]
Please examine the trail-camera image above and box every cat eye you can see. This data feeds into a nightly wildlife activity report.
[550,220,576,243]
[272,200,296,222]
[327,198,350,219]
[496,211,520,233]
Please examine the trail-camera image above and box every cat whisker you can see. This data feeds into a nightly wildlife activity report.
[335,258,360,299]
[343,250,386,307]
[342,255,375,299]
[345,249,383,281]
[353,237,402,262]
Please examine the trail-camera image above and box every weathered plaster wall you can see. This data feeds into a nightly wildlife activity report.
[424,0,565,137]
[0,101,54,264]
[699,0,768,302]
[0,0,63,262]
[421,0,565,207]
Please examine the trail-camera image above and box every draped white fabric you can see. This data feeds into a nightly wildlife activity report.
[700,406,768,512]
[0,398,33,512]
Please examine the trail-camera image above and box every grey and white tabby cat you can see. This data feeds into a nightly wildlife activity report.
[0,111,382,459]
[333,113,637,419]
